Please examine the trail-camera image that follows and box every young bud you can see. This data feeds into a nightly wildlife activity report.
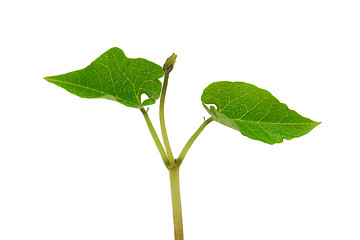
[163,53,177,74]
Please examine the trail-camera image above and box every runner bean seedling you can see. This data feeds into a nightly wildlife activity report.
[44,47,320,240]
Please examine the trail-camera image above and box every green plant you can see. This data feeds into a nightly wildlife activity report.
[44,47,320,240]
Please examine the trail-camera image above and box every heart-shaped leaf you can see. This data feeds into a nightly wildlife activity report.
[44,47,164,108]
[202,81,320,144]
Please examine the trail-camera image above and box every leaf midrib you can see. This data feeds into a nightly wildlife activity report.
[234,118,319,125]
[45,77,136,106]
[206,104,319,126]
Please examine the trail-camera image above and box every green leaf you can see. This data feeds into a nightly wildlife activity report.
[201,81,320,144]
[44,47,164,108]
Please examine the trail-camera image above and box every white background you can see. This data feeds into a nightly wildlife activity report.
[1,0,359,239]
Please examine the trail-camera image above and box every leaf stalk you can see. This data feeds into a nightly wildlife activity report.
[140,107,169,166]
[177,117,214,165]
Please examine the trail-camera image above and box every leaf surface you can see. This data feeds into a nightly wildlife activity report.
[44,47,164,108]
[201,81,320,144]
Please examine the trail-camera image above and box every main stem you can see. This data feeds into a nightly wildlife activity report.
[169,166,183,240]
[159,53,213,239]
[160,73,175,166]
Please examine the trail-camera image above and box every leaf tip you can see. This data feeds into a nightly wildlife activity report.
[314,121,322,127]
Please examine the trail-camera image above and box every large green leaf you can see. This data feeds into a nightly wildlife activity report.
[201,81,320,144]
[44,47,164,108]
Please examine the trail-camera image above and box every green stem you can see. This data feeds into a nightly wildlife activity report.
[169,166,183,240]
[160,73,175,166]
[140,107,169,166]
[177,117,214,165]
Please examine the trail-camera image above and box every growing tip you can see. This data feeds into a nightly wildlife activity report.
[163,53,177,74]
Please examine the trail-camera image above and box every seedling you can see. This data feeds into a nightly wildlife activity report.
[44,47,320,239]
